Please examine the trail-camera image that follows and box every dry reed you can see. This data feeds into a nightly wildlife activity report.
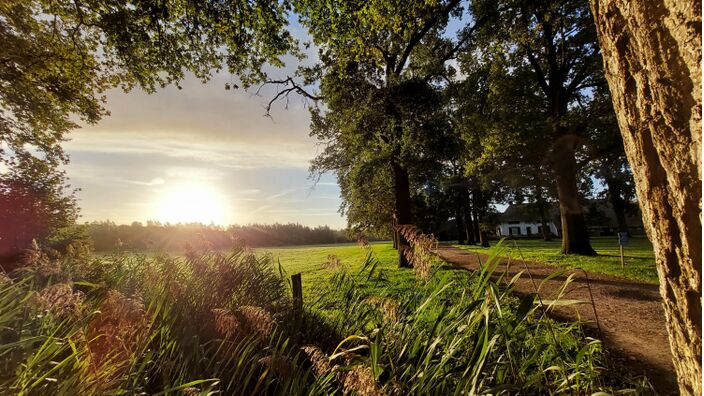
[397,224,438,279]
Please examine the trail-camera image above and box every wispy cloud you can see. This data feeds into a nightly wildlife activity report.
[239,188,261,195]
[250,205,272,215]
[266,188,296,200]
[127,177,165,186]
[65,132,315,169]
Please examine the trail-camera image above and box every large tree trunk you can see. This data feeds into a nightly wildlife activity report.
[471,207,481,243]
[551,136,596,255]
[589,1,702,393]
[454,201,465,245]
[605,176,630,234]
[538,205,552,241]
[473,189,490,247]
[462,189,476,245]
[392,161,412,268]
[535,184,552,241]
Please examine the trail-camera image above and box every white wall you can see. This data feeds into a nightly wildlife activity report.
[497,221,558,237]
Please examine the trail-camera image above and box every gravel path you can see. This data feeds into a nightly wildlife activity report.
[435,245,677,394]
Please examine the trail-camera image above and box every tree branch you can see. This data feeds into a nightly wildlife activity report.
[393,0,463,76]
[524,44,550,95]
[257,77,322,115]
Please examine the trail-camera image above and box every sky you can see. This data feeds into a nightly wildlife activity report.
[60,13,478,230]
[63,68,346,228]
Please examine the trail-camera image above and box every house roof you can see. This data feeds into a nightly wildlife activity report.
[500,203,560,223]
[500,200,643,228]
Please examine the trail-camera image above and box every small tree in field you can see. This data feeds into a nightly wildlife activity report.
[0,155,77,267]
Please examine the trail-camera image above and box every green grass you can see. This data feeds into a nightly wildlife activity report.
[257,242,417,297]
[453,236,658,284]
[2,241,649,393]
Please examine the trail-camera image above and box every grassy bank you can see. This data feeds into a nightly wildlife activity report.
[0,241,650,394]
[452,236,658,284]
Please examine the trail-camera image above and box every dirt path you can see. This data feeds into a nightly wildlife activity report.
[435,245,676,394]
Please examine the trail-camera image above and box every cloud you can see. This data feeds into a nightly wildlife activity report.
[127,177,165,186]
[59,59,347,228]
[238,188,261,195]
[250,205,272,215]
[266,188,296,200]
[65,131,315,169]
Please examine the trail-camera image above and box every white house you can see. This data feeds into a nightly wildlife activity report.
[495,203,560,237]
[496,200,644,237]
[497,220,559,237]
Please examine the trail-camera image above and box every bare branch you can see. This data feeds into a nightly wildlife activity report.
[258,76,322,115]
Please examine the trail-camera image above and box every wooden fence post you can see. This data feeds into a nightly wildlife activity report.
[291,273,302,312]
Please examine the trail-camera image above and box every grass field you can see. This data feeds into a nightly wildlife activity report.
[453,236,658,284]
[71,242,650,392]
[256,242,418,297]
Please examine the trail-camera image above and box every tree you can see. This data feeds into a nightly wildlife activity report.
[295,0,485,267]
[588,1,701,393]
[1,0,294,259]
[583,86,637,234]
[0,154,77,268]
[454,44,558,242]
[308,69,455,266]
[492,0,604,254]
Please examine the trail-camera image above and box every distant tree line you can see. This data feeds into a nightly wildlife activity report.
[85,221,353,252]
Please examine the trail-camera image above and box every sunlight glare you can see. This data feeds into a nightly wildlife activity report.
[155,182,229,225]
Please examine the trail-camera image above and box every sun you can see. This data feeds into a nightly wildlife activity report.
[155,182,229,225]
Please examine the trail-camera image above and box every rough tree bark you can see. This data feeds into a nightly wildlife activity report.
[538,205,552,241]
[471,206,481,243]
[589,0,702,393]
[392,161,412,268]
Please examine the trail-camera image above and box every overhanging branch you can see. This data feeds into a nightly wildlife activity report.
[257,76,322,115]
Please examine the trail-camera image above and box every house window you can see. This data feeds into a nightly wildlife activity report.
[509,226,521,235]
[526,226,532,235]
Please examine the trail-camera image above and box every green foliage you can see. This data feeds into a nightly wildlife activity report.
[309,74,455,234]
[0,240,651,394]
[295,243,650,394]
[0,244,331,395]
[0,154,78,263]
[297,0,476,236]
